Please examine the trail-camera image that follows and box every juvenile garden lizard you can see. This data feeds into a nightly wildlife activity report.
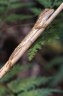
[0,8,54,78]
[0,3,63,79]
[9,8,54,61]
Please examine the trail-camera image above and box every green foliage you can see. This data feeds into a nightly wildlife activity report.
[50,64,63,86]
[0,64,32,83]
[0,0,34,22]
[18,88,63,96]
[10,2,34,9]
[0,73,63,96]
[45,56,63,87]
[0,57,63,96]
[0,85,9,96]
[7,77,51,93]
[36,0,52,7]
[6,14,33,22]
[36,0,63,8]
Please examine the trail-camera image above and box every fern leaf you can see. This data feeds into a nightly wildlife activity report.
[0,64,32,83]
[18,88,63,96]
[0,0,8,5]
[8,77,51,93]
[0,6,7,14]
[36,0,52,7]
[10,2,34,9]
[0,85,13,96]
[6,14,33,22]
[54,0,63,6]
[28,27,59,61]
[49,64,63,87]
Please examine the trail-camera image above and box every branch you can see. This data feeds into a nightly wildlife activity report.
[0,3,63,78]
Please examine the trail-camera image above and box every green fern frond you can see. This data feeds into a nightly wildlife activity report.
[0,6,7,14]
[36,0,63,8]
[8,77,51,93]
[49,64,63,87]
[18,88,63,96]
[0,0,8,5]
[6,14,33,22]
[10,2,34,9]
[0,85,7,96]
[0,0,34,22]
[36,0,52,7]
[28,28,59,61]
[28,37,44,61]
[0,64,32,83]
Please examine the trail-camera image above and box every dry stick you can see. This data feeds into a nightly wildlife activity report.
[0,3,63,78]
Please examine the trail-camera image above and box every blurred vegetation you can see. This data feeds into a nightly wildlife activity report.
[0,0,63,96]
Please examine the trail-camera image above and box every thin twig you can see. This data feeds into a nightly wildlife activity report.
[0,3,63,78]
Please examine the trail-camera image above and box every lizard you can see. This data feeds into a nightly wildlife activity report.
[0,8,54,78]
[9,8,54,61]
[0,3,63,79]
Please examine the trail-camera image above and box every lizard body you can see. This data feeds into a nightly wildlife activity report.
[9,9,54,61]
